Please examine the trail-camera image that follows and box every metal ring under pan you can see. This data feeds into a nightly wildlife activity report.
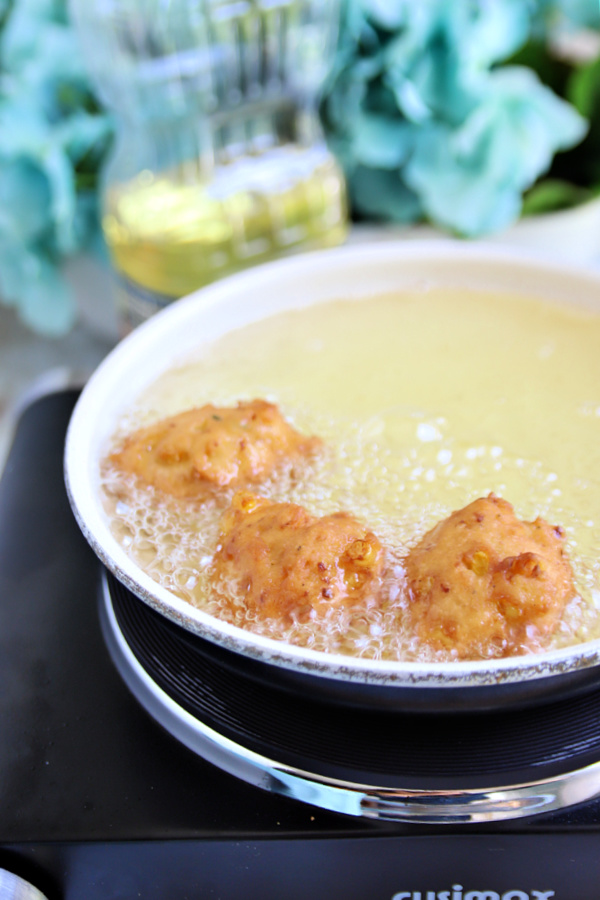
[104,572,600,715]
[100,574,600,824]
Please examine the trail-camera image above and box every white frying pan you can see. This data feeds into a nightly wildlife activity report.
[64,241,600,712]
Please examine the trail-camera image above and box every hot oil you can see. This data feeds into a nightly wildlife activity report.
[101,288,600,662]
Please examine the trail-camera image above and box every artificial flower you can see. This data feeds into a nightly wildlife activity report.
[0,0,112,335]
[321,0,595,235]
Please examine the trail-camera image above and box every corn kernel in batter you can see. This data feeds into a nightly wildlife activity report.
[211,491,385,620]
[404,494,575,659]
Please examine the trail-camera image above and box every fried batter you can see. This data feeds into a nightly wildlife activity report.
[110,399,320,499]
[404,493,575,659]
[211,491,385,620]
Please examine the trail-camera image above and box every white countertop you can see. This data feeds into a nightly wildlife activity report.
[0,303,116,474]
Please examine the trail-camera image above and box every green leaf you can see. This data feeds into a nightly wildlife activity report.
[521,177,592,215]
[553,55,600,187]
[567,54,600,117]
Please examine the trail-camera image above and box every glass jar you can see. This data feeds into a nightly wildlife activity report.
[70,0,348,333]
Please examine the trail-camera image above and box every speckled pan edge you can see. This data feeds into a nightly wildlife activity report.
[64,240,600,691]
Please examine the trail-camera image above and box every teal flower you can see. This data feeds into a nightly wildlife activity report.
[322,0,593,235]
[351,165,421,222]
[0,236,75,335]
[535,0,600,30]
[0,0,112,335]
[405,66,588,235]
[0,157,52,244]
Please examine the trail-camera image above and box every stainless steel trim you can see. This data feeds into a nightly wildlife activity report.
[100,574,600,824]
[0,870,49,900]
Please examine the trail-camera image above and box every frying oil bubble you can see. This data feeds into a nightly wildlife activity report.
[101,401,600,663]
[99,287,600,662]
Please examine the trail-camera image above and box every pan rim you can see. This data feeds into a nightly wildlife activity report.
[64,239,600,689]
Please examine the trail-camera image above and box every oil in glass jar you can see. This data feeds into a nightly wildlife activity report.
[70,0,347,332]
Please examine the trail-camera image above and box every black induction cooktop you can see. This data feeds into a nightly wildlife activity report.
[1,390,600,900]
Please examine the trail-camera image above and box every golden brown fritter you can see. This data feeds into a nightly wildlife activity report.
[211,491,385,620]
[404,493,575,659]
[110,399,320,500]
